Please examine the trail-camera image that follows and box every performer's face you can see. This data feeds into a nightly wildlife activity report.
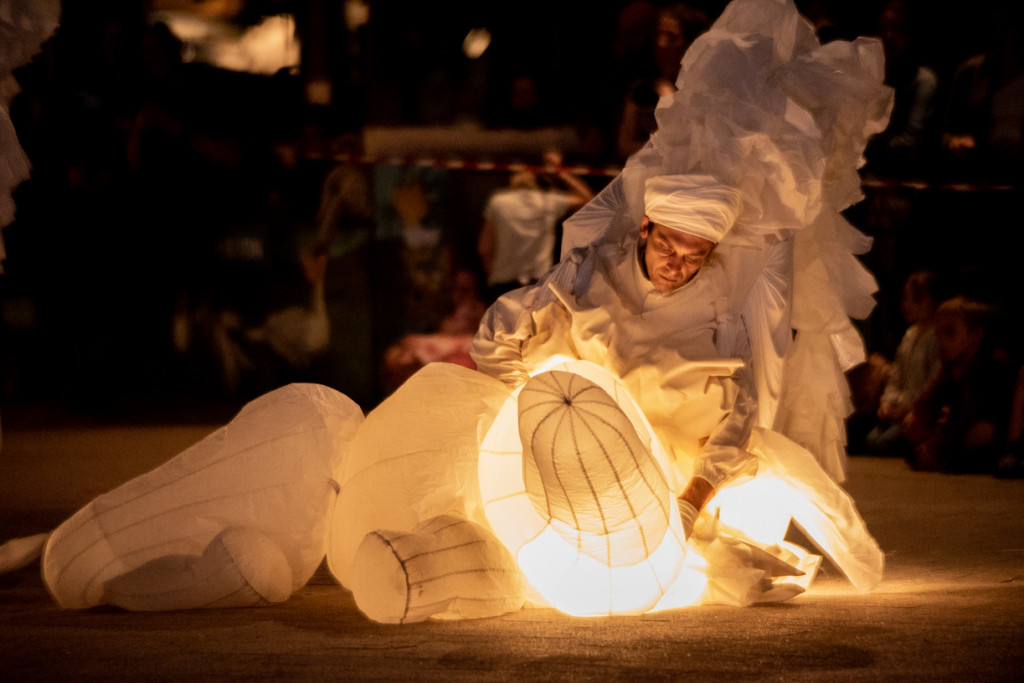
[640,219,715,292]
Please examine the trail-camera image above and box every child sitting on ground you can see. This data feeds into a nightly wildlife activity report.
[863,270,943,457]
[903,297,1017,473]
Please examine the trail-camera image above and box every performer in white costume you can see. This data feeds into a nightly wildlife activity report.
[330,0,894,620]
[472,174,772,538]
[2,0,894,623]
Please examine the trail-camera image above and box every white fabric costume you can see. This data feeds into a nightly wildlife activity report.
[558,0,892,481]
[2,0,895,623]
[329,0,893,619]
[471,225,784,491]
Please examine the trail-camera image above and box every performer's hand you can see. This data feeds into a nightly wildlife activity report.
[677,476,714,539]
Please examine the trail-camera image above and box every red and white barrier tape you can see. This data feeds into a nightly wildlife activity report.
[315,152,623,177]
[316,152,1019,190]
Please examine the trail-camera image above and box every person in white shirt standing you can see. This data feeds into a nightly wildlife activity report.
[477,149,593,301]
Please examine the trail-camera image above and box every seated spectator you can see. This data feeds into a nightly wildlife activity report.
[615,3,710,160]
[476,150,592,302]
[379,268,488,395]
[996,366,1024,478]
[846,352,892,454]
[903,297,1017,474]
[938,4,1024,184]
[862,0,940,178]
[863,270,943,456]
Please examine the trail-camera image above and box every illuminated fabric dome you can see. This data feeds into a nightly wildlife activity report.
[326,363,520,620]
[482,362,689,616]
[518,370,672,567]
[347,514,525,624]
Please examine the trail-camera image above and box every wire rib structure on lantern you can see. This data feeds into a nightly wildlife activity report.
[518,371,672,568]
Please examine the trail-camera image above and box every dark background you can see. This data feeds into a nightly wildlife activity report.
[1,0,1021,420]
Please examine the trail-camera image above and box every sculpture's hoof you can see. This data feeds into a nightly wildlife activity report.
[347,515,524,623]
[102,527,293,610]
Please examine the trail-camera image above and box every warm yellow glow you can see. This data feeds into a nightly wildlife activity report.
[209,15,299,75]
[517,523,687,616]
[462,28,491,59]
[305,80,332,107]
[707,478,794,545]
[479,359,827,615]
[480,360,693,615]
[153,12,212,42]
[344,0,370,32]
[149,0,244,18]
[652,558,710,611]
[155,11,300,75]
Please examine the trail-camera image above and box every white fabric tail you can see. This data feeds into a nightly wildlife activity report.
[0,533,49,573]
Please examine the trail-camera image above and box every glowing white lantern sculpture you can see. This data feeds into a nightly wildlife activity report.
[518,371,672,567]
[13,360,879,621]
[327,363,526,623]
[346,514,524,624]
[474,360,880,617]
[479,361,692,616]
[41,383,364,610]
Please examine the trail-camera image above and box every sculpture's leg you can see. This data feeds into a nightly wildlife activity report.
[102,527,293,611]
[347,515,525,623]
[0,533,49,573]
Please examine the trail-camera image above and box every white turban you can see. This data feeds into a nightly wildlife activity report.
[644,175,742,243]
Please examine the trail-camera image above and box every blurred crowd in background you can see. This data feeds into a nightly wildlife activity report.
[1,0,1022,474]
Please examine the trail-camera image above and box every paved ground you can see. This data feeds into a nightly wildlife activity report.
[1,406,1022,681]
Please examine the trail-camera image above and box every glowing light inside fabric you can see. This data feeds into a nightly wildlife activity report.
[709,478,795,545]
[155,11,300,75]
[478,359,859,616]
[480,360,696,615]
[517,371,672,567]
[462,28,491,59]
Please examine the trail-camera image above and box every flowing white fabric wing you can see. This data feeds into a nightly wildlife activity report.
[561,0,894,479]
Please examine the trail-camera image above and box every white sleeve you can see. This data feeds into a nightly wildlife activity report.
[694,327,760,490]
[470,287,535,388]
[693,237,793,490]
[471,255,583,388]
[559,174,627,258]
[741,237,794,430]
